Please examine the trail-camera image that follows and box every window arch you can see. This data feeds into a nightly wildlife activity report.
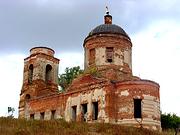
[28,64,33,84]
[45,64,52,83]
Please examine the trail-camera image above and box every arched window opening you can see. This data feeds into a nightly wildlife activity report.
[106,47,114,63]
[92,102,98,120]
[45,64,52,83]
[134,99,142,118]
[81,103,87,122]
[25,94,31,100]
[28,64,33,84]
[89,48,95,65]
[71,106,77,121]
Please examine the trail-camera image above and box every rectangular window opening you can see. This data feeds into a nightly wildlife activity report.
[30,114,34,120]
[106,47,113,63]
[72,106,77,121]
[40,112,45,120]
[81,103,88,122]
[89,48,95,65]
[92,102,98,120]
[134,99,142,118]
[51,110,56,120]
[107,58,113,63]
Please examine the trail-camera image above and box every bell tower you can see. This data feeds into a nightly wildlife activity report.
[19,47,59,118]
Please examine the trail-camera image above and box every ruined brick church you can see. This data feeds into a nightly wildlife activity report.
[19,10,161,130]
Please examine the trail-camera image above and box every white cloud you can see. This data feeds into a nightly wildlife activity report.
[0,52,83,117]
[0,54,25,117]
[132,20,180,115]
[57,52,84,73]
[0,0,180,118]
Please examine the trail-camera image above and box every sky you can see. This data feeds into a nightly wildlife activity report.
[0,0,180,117]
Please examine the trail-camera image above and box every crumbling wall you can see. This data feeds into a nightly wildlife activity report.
[24,74,112,123]
[19,47,59,118]
[25,86,109,123]
[114,80,161,130]
[64,88,108,122]
[25,94,66,120]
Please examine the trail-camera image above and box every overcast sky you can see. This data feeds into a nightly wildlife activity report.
[0,0,180,117]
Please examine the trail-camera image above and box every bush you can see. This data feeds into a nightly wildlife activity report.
[161,113,180,130]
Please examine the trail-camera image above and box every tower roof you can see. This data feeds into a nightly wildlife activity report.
[86,9,130,40]
[88,24,129,38]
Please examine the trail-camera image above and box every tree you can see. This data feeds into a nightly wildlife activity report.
[58,66,83,91]
[8,107,15,117]
[161,113,180,134]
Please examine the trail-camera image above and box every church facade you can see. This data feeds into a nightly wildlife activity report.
[19,11,161,130]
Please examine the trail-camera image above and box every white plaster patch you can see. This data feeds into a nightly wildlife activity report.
[95,48,106,65]
[142,94,160,121]
[143,94,155,100]
[120,90,129,96]
[119,107,129,113]
[65,88,107,122]
[152,126,157,130]
[124,49,132,69]
[114,48,124,66]
[64,97,72,122]
[99,109,109,122]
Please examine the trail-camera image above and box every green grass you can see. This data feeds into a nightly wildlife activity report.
[0,117,174,135]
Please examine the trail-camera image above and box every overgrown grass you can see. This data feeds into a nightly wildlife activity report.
[0,117,174,135]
